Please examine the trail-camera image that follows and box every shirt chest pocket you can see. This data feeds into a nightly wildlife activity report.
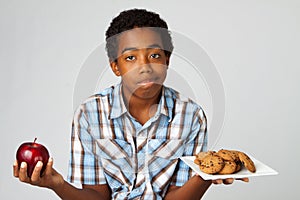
[96,139,135,184]
[148,139,185,160]
[96,138,133,160]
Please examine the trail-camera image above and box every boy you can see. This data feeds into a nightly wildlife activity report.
[13,9,248,199]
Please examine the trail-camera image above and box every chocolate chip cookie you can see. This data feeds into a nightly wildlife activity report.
[217,149,238,162]
[218,160,237,175]
[238,151,256,173]
[199,154,225,174]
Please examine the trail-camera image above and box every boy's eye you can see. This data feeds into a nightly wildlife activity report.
[150,53,160,59]
[125,56,135,61]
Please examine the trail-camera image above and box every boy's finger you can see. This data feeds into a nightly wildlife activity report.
[31,161,43,183]
[243,178,249,182]
[45,157,53,175]
[236,177,249,182]
[212,179,223,184]
[18,162,29,182]
[223,178,234,185]
[13,160,19,177]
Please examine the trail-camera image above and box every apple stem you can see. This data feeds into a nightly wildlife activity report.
[34,138,37,143]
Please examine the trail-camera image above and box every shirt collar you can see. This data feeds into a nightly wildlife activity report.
[109,84,174,122]
[159,86,174,122]
[109,83,127,119]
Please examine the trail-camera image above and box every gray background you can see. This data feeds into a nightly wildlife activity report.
[1,0,299,199]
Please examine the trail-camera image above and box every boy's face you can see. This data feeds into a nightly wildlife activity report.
[110,27,169,100]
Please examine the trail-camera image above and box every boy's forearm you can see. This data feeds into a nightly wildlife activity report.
[53,181,109,200]
[164,176,212,200]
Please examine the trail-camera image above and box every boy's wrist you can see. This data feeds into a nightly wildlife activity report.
[50,175,66,193]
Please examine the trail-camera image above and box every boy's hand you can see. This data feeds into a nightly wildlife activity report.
[13,158,65,190]
[212,177,249,185]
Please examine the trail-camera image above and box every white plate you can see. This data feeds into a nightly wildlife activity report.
[180,156,278,180]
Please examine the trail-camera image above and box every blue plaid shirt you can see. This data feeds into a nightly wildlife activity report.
[68,83,207,199]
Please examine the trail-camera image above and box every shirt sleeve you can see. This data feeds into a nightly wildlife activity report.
[67,104,106,185]
[170,106,208,186]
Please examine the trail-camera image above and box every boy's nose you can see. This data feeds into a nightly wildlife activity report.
[139,57,153,73]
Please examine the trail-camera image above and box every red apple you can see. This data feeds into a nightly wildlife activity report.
[16,138,50,177]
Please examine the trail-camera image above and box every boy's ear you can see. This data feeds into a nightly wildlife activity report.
[110,61,121,76]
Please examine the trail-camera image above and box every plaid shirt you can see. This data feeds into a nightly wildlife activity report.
[68,83,207,199]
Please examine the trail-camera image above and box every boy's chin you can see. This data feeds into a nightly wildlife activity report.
[133,85,163,99]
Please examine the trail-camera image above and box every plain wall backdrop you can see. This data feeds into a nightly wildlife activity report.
[1,0,299,199]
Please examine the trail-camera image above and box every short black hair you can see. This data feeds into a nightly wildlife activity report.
[105,8,174,61]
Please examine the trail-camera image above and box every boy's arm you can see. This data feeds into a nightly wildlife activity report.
[13,159,111,200]
[164,175,248,200]
[164,175,211,200]
[54,181,111,200]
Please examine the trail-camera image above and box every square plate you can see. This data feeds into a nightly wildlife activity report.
[180,156,278,180]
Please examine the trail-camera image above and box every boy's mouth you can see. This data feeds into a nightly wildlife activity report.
[137,79,159,87]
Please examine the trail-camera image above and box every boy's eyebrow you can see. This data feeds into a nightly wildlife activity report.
[121,43,163,54]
